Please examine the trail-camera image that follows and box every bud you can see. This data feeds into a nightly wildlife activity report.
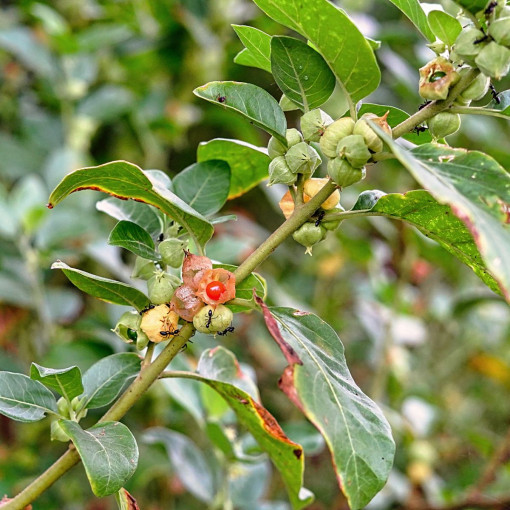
[488,17,510,46]
[336,134,371,168]
[427,112,461,139]
[284,141,321,177]
[454,27,486,66]
[268,156,297,186]
[148,271,181,305]
[131,256,157,280]
[57,396,71,418]
[319,117,355,158]
[303,177,340,210]
[113,310,142,344]
[51,420,71,442]
[193,304,234,334]
[475,41,510,79]
[459,71,490,101]
[182,252,213,290]
[140,303,180,341]
[419,56,460,100]
[159,238,188,268]
[427,41,447,54]
[300,109,334,142]
[353,112,391,153]
[292,222,327,255]
[327,158,366,188]
[267,128,303,159]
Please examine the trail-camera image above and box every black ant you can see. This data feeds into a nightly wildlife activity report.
[206,308,214,328]
[474,34,491,44]
[418,100,431,111]
[159,329,180,337]
[314,210,325,227]
[140,304,155,315]
[158,233,164,242]
[490,83,501,104]
[179,339,193,352]
[217,96,226,103]
[217,326,235,336]
[485,1,498,16]
[413,125,428,136]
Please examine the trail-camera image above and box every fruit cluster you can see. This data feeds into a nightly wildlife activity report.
[267,108,391,254]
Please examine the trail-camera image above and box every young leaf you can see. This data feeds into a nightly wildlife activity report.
[0,372,58,422]
[270,36,335,111]
[193,81,287,145]
[386,0,435,41]
[96,197,164,238]
[259,303,395,510]
[108,220,160,260]
[115,488,140,510]
[51,260,150,312]
[381,135,510,302]
[232,25,272,73]
[173,160,231,216]
[163,347,314,510]
[250,0,380,102]
[427,10,462,46]
[81,353,141,410]
[60,420,139,498]
[47,160,214,250]
[197,138,270,199]
[143,428,216,503]
[30,363,84,401]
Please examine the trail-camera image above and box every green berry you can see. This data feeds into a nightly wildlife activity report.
[327,158,366,188]
[147,272,181,305]
[159,238,188,268]
[292,222,327,255]
[427,112,461,139]
[193,304,234,334]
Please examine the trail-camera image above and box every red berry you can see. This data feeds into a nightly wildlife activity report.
[205,281,226,301]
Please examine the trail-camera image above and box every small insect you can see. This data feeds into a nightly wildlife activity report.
[490,83,501,104]
[485,1,498,16]
[158,233,164,242]
[205,308,214,328]
[418,100,431,111]
[413,125,428,135]
[217,326,235,336]
[159,329,180,337]
[474,34,490,44]
[139,304,155,315]
[314,210,325,227]
[217,96,226,103]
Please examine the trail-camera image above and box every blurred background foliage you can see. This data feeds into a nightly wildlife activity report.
[0,0,509,509]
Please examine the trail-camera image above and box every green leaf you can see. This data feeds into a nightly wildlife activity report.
[454,0,487,14]
[51,260,150,312]
[358,103,432,145]
[143,428,216,503]
[427,10,462,46]
[60,420,138,497]
[168,347,313,510]
[197,138,270,199]
[381,136,510,302]
[488,89,510,114]
[232,25,272,73]
[48,160,213,250]
[354,190,502,294]
[96,197,164,238]
[260,305,395,510]
[30,363,84,401]
[194,81,287,145]
[0,372,58,422]
[173,160,231,216]
[108,220,159,260]
[81,353,141,410]
[270,36,335,111]
[386,0,435,41]
[250,0,380,102]
[115,488,140,510]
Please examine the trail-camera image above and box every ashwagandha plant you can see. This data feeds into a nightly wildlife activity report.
[1,0,510,508]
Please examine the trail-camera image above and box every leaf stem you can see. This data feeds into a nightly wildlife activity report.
[449,106,510,120]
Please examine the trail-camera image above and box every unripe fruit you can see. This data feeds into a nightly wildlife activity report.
[300,109,334,142]
[427,112,461,139]
[268,156,297,186]
[353,112,391,153]
[303,178,340,210]
[158,238,188,268]
[113,310,142,344]
[475,41,510,79]
[320,117,355,158]
[132,256,157,280]
[488,17,510,46]
[336,134,371,168]
[193,304,234,334]
[454,28,486,66]
[459,71,490,101]
[292,222,327,255]
[57,396,71,418]
[267,128,303,159]
[285,142,321,177]
[140,304,180,342]
[148,272,181,305]
[419,56,460,100]
[327,158,366,188]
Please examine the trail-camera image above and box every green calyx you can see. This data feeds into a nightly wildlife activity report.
[285,141,321,177]
[453,27,486,65]
[300,108,334,142]
[427,112,461,139]
[113,311,143,344]
[267,128,303,159]
[158,238,188,268]
[292,222,327,255]
[268,156,297,186]
[327,158,366,188]
[488,17,510,46]
[336,134,371,168]
[474,41,510,79]
[322,204,345,231]
[148,271,181,305]
[193,304,234,334]
[132,256,157,280]
[320,117,355,158]
[459,70,490,101]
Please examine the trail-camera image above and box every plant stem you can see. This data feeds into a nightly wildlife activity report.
[449,106,510,120]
